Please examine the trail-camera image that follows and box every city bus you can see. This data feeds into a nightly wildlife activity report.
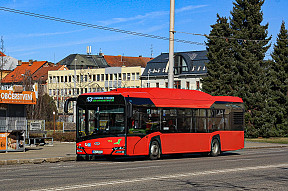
[64,88,244,160]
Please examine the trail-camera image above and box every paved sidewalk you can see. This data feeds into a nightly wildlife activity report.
[0,141,287,165]
[0,142,76,165]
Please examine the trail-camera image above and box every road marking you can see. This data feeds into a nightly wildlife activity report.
[31,163,288,191]
[119,165,160,171]
[0,179,13,182]
[225,158,253,162]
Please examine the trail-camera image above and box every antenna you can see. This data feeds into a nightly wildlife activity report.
[150,44,154,58]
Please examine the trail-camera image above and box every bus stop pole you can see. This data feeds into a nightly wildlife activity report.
[168,0,175,89]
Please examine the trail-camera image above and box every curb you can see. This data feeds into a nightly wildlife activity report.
[244,145,288,150]
[0,156,76,166]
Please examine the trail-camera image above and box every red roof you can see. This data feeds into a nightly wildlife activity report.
[83,88,243,108]
[104,55,152,67]
[32,63,63,83]
[0,51,6,57]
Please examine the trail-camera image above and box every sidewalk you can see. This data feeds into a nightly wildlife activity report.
[0,142,76,165]
[0,141,287,165]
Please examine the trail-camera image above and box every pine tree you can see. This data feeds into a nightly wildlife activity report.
[202,14,235,96]
[229,0,271,137]
[268,21,288,136]
[203,0,271,137]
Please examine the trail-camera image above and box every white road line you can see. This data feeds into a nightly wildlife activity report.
[119,166,160,171]
[0,179,14,182]
[225,158,253,162]
[31,163,288,191]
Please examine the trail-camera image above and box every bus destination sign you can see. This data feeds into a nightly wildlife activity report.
[86,96,115,103]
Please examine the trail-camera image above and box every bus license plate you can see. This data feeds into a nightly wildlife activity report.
[92,150,103,154]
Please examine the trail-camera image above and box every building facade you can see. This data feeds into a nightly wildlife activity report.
[141,50,208,90]
[47,66,145,116]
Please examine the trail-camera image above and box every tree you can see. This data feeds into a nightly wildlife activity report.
[202,14,235,96]
[267,21,288,136]
[203,0,271,137]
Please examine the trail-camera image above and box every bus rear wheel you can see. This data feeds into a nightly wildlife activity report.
[210,138,221,157]
[149,140,161,160]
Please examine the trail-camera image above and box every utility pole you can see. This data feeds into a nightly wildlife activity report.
[0,36,4,90]
[168,0,175,89]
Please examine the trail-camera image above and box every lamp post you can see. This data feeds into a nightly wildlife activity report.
[53,111,56,133]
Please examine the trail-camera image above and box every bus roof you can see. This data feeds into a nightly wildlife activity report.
[82,88,243,108]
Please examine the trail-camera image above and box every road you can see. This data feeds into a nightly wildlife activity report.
[0,147,287,191]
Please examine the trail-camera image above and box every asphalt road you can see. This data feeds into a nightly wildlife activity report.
[0,147,287,191]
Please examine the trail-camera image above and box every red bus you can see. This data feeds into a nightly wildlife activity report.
[64,88,244,160]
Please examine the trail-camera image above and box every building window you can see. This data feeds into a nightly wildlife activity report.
[97,74,100,81]
[114,73,117,80]
[174,55,188,74]
[174,81,181,89]
[132,73,135,80]
[118,73,122,80]
[105,74,109,81]
[186,81,190,89]
[123,73,126,81]
[101,74,104,81]
[136,72,139,80]
[127,73,131,80]
[110,74,113,81]
[147,83,150,88]
[196,81,200,89]
[156,83,159,88]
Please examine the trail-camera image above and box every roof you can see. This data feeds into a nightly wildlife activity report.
[58,54,109,69]
[32,63,64,82]
[142,50,208,77]
[1,61,47,83]
[104,55,152,67]
[82,88,243,108]
[0,51,6,57]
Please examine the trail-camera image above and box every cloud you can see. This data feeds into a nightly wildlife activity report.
[99,4,208,26]
[6,28,89,39]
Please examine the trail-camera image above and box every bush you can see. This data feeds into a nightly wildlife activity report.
[49,132,76,142]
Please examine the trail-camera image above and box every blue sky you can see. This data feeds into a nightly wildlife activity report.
[0,0,287,63]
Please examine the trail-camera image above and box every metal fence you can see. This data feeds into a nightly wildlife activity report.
[0,117,27,132]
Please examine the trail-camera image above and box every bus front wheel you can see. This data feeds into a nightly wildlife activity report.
[149,140,161,160]
[210,138,221,157]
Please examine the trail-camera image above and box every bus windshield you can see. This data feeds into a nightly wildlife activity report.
[78,105,125,138]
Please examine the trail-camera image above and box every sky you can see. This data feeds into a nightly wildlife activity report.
[0,0,287,63]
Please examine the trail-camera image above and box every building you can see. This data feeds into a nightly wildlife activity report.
[1,60,64,95]
[0,89,36,152]
[58,54,109,70]
[0,51,18,84]
[141,50,208,89]
[47,66,145,119]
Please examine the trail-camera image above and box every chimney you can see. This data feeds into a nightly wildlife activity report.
[99,52,104,57]
[29,59,33,66]
[18,60,22,66]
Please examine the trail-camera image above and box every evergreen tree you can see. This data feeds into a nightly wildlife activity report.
[268,21,288,136]
[203,0,271,137]
[230,0,271,137]
[202,14,235,96]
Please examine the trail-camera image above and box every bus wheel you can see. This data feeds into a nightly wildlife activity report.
[210,138,221,157]
[149,140,161,160]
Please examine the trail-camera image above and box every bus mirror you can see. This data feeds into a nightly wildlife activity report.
[127,102,133,118]
[64,97,77,113]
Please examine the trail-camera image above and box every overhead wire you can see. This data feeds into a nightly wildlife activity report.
[0,6,205,46]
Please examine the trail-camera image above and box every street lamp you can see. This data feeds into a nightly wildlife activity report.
[53,111,56,133]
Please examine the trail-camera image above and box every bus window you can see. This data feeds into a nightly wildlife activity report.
[177,109,192,133]
[195,109,207,133]
[162,109,177,133]
[78,108,86,137]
